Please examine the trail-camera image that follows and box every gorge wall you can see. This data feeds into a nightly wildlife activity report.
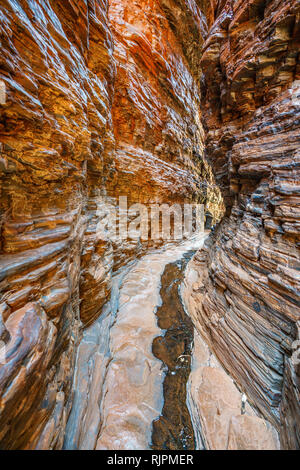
[187,0,300,449]
[0,0,299,450]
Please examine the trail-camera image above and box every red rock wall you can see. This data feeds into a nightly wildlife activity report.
[0,0,299,450]
[0,0,219,449]
[109,0,204,201]
[105,0,223,270]
[189,0,300,449]
[0,0,117,449]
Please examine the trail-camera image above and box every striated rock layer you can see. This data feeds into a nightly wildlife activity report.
[0,0,219,449]
[0,0,299,450]
[187,0,300,449]
[183,257,280,450]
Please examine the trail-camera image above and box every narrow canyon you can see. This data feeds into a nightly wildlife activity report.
[0,0,299,451]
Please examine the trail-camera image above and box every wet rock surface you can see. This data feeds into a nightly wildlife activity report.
[151,253,196,450]
[64,236,280,451]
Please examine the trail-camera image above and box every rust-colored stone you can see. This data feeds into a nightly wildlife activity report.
[187,0,300,449]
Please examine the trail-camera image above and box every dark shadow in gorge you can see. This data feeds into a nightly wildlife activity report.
[151,250,196,450]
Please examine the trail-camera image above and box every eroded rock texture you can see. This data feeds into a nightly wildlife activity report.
[184,259,279,450]
[0,0,116,449]
[0,0,219,449]
[0,0,299,450]
[105,0,222,269]
[187,0,300,449]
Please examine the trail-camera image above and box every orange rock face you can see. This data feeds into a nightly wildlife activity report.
[0,0,220,449]
[0,0,299,450]
[0,0,116,448]
[108,0,204,202]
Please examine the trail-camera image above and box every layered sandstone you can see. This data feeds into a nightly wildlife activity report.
[186,0,300,449]
[0,0,116,449]
[0,0,299,451]
[184,260,279,450]
[105,0,222,270]
[0,0,218,449]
